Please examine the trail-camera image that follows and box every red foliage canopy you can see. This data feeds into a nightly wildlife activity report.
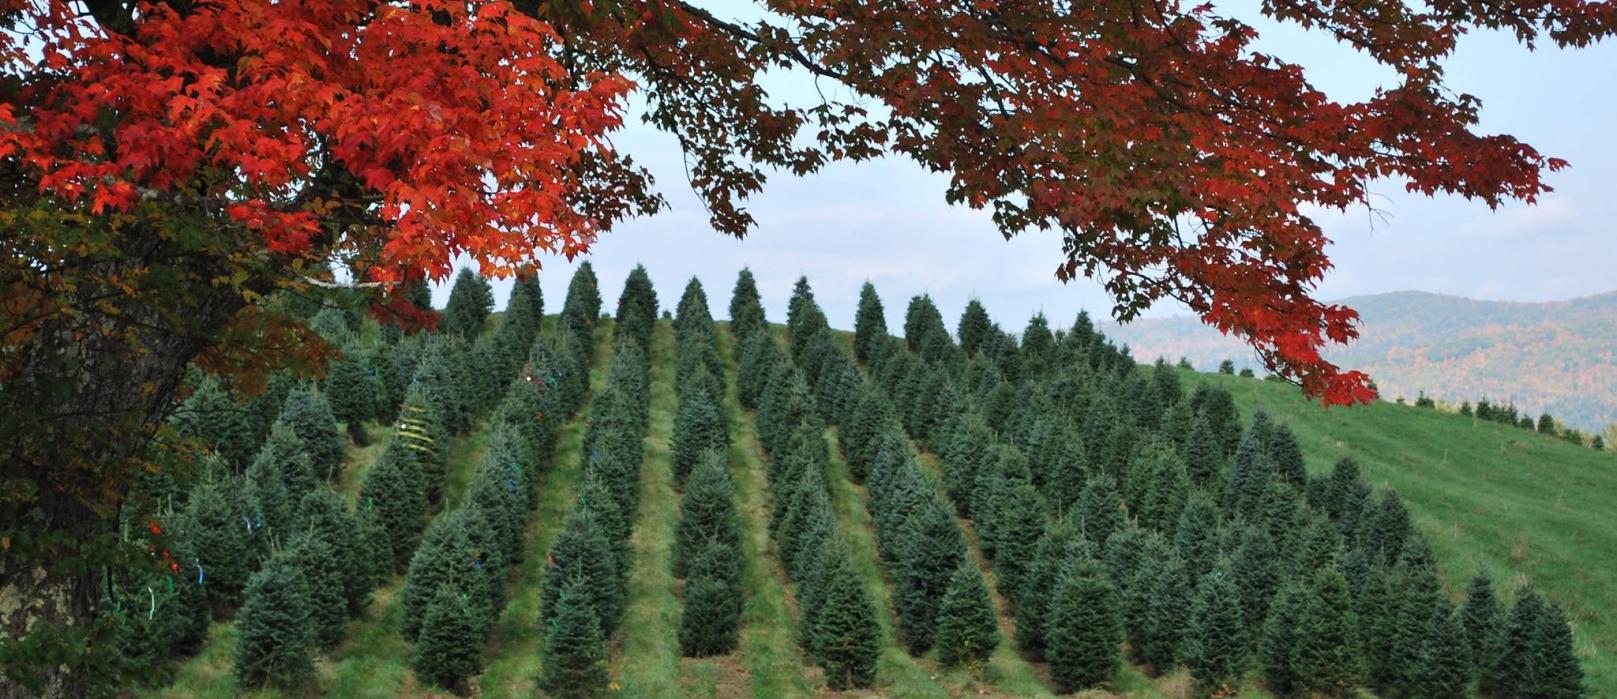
[4,0,1613,404]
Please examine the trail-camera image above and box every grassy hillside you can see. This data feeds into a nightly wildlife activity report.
[1106,290,1617,433]
[152,316,1611,697]
[1200,370,1617,692]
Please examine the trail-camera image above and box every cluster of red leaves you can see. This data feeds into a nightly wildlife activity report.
[0,0,631,283]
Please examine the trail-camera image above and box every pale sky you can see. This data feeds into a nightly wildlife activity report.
[437,1,1617,335]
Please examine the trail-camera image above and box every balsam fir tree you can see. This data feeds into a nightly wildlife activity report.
[673,451,742,578]
[670,392,727,486]
[853,281,887,363]
[1460,571,1503,680]
[440,267,494,340]
[322,346,377,445]
[233,551,314,689]
[934,562,1000,667]
[295,487,371,615]
[412,585,484,691]
[1294,566,1364,696]
[540,576,610,699]
[811,560,880,690]
[1411,602,1471,699]
[288,532,347,649]
[956,299,992,356]
[358,451,427,570]
[1182,562,1250,694]
[185,478,254,604]
[276,385,346,480]
[1046,557,1122,692]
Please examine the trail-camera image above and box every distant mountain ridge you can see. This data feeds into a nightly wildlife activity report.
[1104,290,1617,431]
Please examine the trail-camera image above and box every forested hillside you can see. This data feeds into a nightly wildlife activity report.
[1105,290,1617,434]
[119,266,1597,698]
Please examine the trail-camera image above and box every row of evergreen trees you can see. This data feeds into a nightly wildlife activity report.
[401,296,595,690]
[834,283,1584,698]
[731,269,882,690]
[669,278,744,657]
[537,266,656,698]
[788,280,1001,667]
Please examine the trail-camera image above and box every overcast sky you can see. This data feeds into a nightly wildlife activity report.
[435,1,1617,335]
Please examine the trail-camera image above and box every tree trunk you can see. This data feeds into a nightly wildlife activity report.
[0,221,255,697]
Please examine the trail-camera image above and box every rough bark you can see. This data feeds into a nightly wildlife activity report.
[0,221,254,697]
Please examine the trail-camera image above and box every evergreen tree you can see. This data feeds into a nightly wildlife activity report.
[1075,474,1124,544]
[1016,516,1074,659]
[1461,571,1504,680]
[1233,525,1280,640]
[1137,548,1191,673]
[1261,581,1308,696]
[1182,562,1250,693]
[1294,567,1364,696]
[1174,492,1220,580]
[1046,557,1122,692]
[400,513,475,641]
[1411,602,1471,699]
[934,562,999,667]
[412,585,483,690]
[1268,423,1307,488]
[987,479,1045,603]
[368,345,406,424]
[295,487,371,615]
[671,392,727,485]
[1533,599,1586,699]
[679,543,743,657]
[185,478,254,603]
[234,551,314,688]
[243,431,297,542]
[541,509,623,636]
[440,267,494,339]
[176,376,258,469]
[673,451,742,578]
[1182,414,1223,490]
[853,281,887,363]
[892,501,966,654]
[359,450,427,569]
[276,385,346,480]
[811,562,880,690]
[288,532,347,649]
[957,299,991,355]
[541,576,610,699]
[322,346,377,443]
[1493,587,1547,698]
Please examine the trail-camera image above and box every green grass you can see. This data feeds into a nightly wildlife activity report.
[716,327,819,699]
[476,319,615,698]
[614,321,688,696]
[1203,370,1617,693]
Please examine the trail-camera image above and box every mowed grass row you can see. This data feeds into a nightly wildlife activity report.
[1206,370,1617,693]
[477,318,615,698]
[614,321,689,696]
[715,326,819,699]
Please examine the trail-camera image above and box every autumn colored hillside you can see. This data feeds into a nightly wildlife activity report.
[1105,290,1617,434]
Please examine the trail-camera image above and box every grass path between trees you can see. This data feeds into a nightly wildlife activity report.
[716,326,819,699]
[613,321,689,696]
[476,319,615,698]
